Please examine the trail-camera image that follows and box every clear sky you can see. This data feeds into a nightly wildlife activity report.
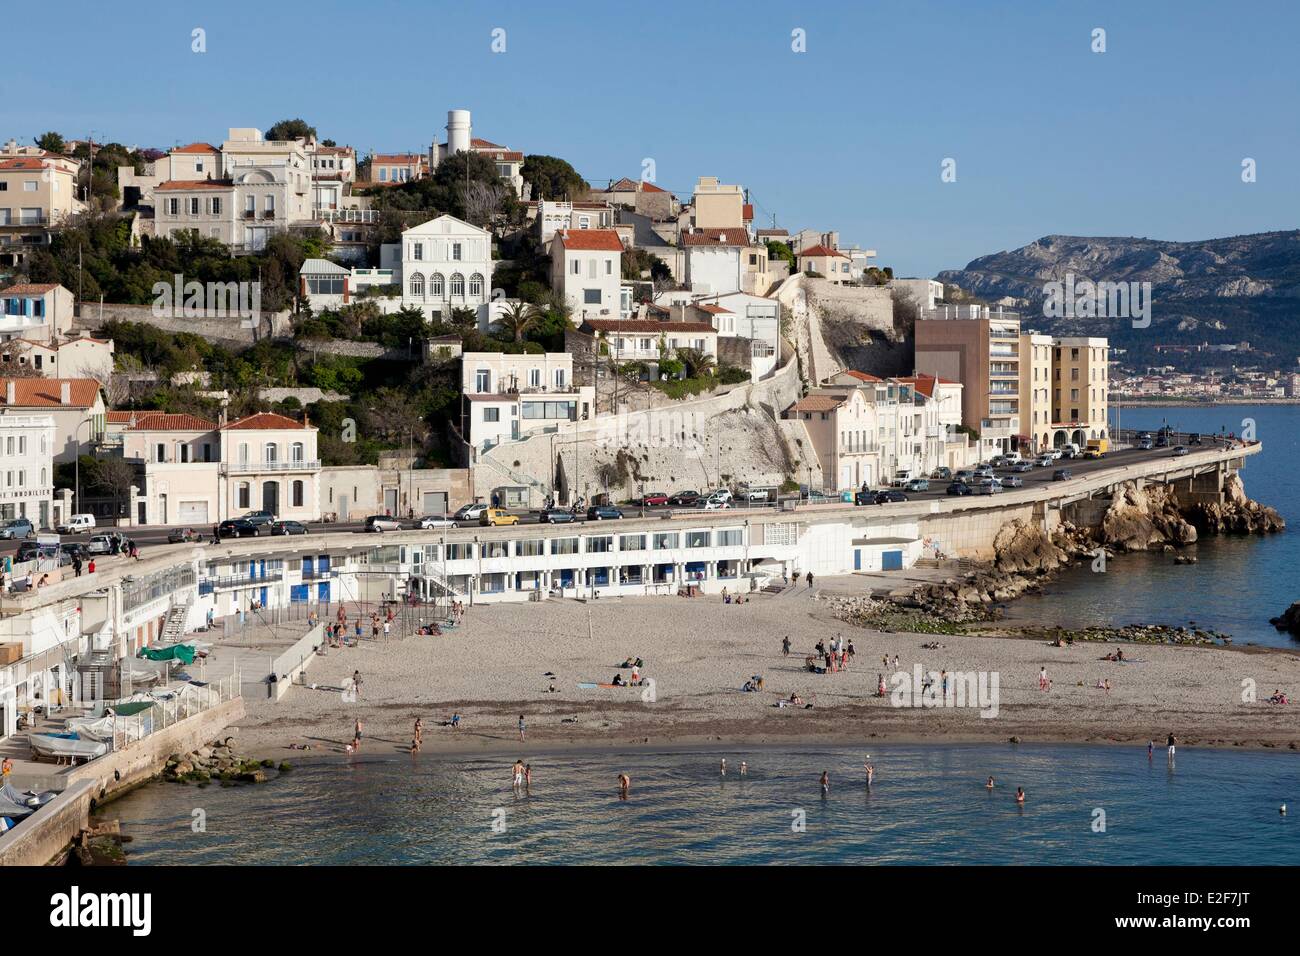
[7,0,1297,277]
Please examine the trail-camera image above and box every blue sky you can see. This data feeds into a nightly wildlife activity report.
[7,0,1297,277]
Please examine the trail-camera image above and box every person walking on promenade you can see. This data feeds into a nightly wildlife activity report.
[806,570,814,590]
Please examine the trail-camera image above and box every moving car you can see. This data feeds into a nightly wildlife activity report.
[55,513,96,534]
[219,518,260,537]
[1000,475,1024,488]
[0,518,34,539]
[905,478,930,492]
[954,469,976,483]
[1011,460,1034,473]
[365,515,402,533]
[587,505,624,520]
[270,520,308,536]
[702,498,732,510]
[1052,468,1073,481]
[973,465,994,479]
[167,527,199,543]
[1082,447,1104,460]
[1172,445,1190,457]
[480,508,521,527]
[972,480,1002,495]
[668,490,701,506]
[946,481,973,496]
[418,515,459,529]
[930,466,952,481]
[1138,439,1154,451]
[1035,455,1055,468]
[453,503,489,522]
[539,508,576,524]
[639,491,670,507]
[874,490,909,504]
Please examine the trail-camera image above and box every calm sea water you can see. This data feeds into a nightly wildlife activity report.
[1002,404,1298,648]
[109,745,1297,865]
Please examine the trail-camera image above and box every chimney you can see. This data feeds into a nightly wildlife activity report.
[60,382,71,405]
[5,382,13,405]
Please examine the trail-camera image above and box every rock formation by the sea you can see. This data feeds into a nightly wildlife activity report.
[1185,472,1286,536]
[1101,481,1198,551]
[1270,602,1300,635]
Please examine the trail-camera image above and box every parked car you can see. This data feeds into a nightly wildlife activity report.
[1172,445,1190,457]
[587,505,624,520]
[55,513,96,534]
[167,527,199,543]
[241,510,275,527]
[989,455,1007,468]
[86,533,117,555]
[539,508,575,524]
[59,542,90,561]
[946,481,973,496]
[453,503,489,522]
[418,515,459,529]
[639,491,669,507]
[1138,439,1154,451]
[1000,475,1024,488]
[954,469,976,483]
[219,518,260,537]
[854,490,875,506]
[270,520,308,536]
[1011,461,1034,473]
[705,489,733,504]
[668,490,700,507]
[365,515,402,533]
[930,466,952,481]
[874,490,909,504]
[1052,468,1073,481]
[905,478,930,492]
[0,518,34,539]
[480,508,521,527]
[973,465,994,479]
[742,488,772,502]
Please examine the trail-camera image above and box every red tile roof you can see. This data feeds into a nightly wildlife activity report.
[695,303,732,314]
[0,158,52,172]
[106,411,135,424]
[171,142,220,154]
[840,370,882,383]
[556,229,624,252]
[0,378,100,408]
[892,373,959,398]
[604,177,671,196]
[156,179,233,190]
[222,412,309,430]
[584,319,716,334]
[0,283,61,295]
[123,412,217,431]
[789,393,848,413]
[681,228,750,247]
[471,138,505,150]
[477,148,524,162]
[799,244,848,259]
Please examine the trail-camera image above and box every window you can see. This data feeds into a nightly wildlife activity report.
[620,534,646,551]
[292,480,304,507]
[516,539,544,557]
[483,407,500,422]
[475,369,491,392]
[653,532,679,549]
[584,289,601,305]
[291,442,304,462]
[469,273,483,297]
[718,529,743,547]
[22,181,37,192]
[155,442,165,462]
[238,482,250,508]
[578,216,590,229]
[551,537,579,555]
[211,197,222,215]
[188,197,200,215]
[571,260,580,275]
[413,242,424,261]
[409,273,424,297]
[483,541,508,558]
[586,535,613,553]
[166,198,179,216]
[264,442,278,463]
[265,195,275,213]
[554,368,566,389]
[447,542,474,560]
[451,242,462,261]
[605,259,613,275]
[450,273,465,296]
[430,273,444,297]
[686,530,710,548]
[528,368,541,388]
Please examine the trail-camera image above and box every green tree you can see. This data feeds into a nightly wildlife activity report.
[35,131,66,153]
[676,347,716,378]
[496,301,540,342]
[265,119,316,142]
[521,155,589,201]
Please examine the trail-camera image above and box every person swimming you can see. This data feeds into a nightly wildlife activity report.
[720,758,727,776]
[1015,787,1025,804]
[618,773,631,797]
[740,761,748,776]
[986,776,995,790]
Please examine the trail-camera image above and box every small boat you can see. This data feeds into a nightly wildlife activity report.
[28,732,109,762]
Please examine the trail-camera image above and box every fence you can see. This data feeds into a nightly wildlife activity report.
[104,664,242,752]
[270,624,325,700]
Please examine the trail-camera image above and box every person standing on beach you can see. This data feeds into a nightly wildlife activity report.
[518,714,526,742]
[414,717,423,745]
[806,571,814,590]
[352,670,363,699]
[820,770,830,794]
[781,635,791,657]
[354,718,363,747]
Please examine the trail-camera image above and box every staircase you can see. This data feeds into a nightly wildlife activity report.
[161,597,194,643]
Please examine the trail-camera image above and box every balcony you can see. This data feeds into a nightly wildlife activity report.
[200,569,285,592]
[316,208,380,224]
[226,459,320,474]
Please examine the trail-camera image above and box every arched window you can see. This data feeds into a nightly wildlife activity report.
[238,481,250,509]
[450,273,465,297]
[409,273,424,297]
[469,273,483,297]
[264,442,278,464]
[292,480,304,507]
[430,273,444,297]
[291,441,304,463]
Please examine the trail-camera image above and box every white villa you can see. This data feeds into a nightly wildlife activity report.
[400,215,495,323]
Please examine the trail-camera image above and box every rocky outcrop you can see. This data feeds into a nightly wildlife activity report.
[1270,602,1300,635]
[164,736,278,785]
[993,517,1095,573]
[1186,472,1286,535]
[1101,481,1198,551]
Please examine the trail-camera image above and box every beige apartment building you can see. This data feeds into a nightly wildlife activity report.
[1018,331,1054,451]
[219,412,320,522]
[1051,336,1110,445]
[691,177,745,230]
[796,244,853,283]
[0,154,83,268]
[914,306,1022,456]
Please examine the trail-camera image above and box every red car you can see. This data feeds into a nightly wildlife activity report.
[639,491,669,506]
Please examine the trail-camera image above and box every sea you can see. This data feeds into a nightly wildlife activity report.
[109,744,1296,865]
[107,404,1299,865]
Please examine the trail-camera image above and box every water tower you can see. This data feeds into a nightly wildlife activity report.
[445,110,472,155]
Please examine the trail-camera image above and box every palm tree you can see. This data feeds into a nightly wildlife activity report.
[677,347,716,379]
[498,301,540,342]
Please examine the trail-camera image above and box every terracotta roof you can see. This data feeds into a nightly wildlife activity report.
[171,142,220,154]
[222,412,309,430]
[604,177,670,196]
[799,244,848,259]
[156,179,234,191]
[471,138,505,150]
[477,148,524,162]
[789,393,848,414]
[681,228,750,247]
[556,229,624,252]
[695,303,732,314]
[0,378,100,408]
[584,319,716,334]
[892,373,959,399]
[0,283,61,295]
[106,411,135,424]
[123,412,216,431]
[0,158,54,172]
[840,370,883,383]
[313,145,353,155]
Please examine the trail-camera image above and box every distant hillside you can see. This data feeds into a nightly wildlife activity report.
[937,232,1300,367]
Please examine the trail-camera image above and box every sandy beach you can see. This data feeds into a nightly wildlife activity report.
[226,576,1300,761]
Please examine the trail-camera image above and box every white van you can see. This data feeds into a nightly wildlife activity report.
[56,514,97,534]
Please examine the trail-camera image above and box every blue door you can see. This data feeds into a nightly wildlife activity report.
[882,550,903,571]
[559,569,574,587]
[259,586,269,606]
[303,556,314,577]
[318,582,330,601]
[854,549,862,571]
[290,585,308,603]
[318,555,330,573]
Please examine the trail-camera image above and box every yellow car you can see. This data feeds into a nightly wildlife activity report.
[480,507,520,527]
